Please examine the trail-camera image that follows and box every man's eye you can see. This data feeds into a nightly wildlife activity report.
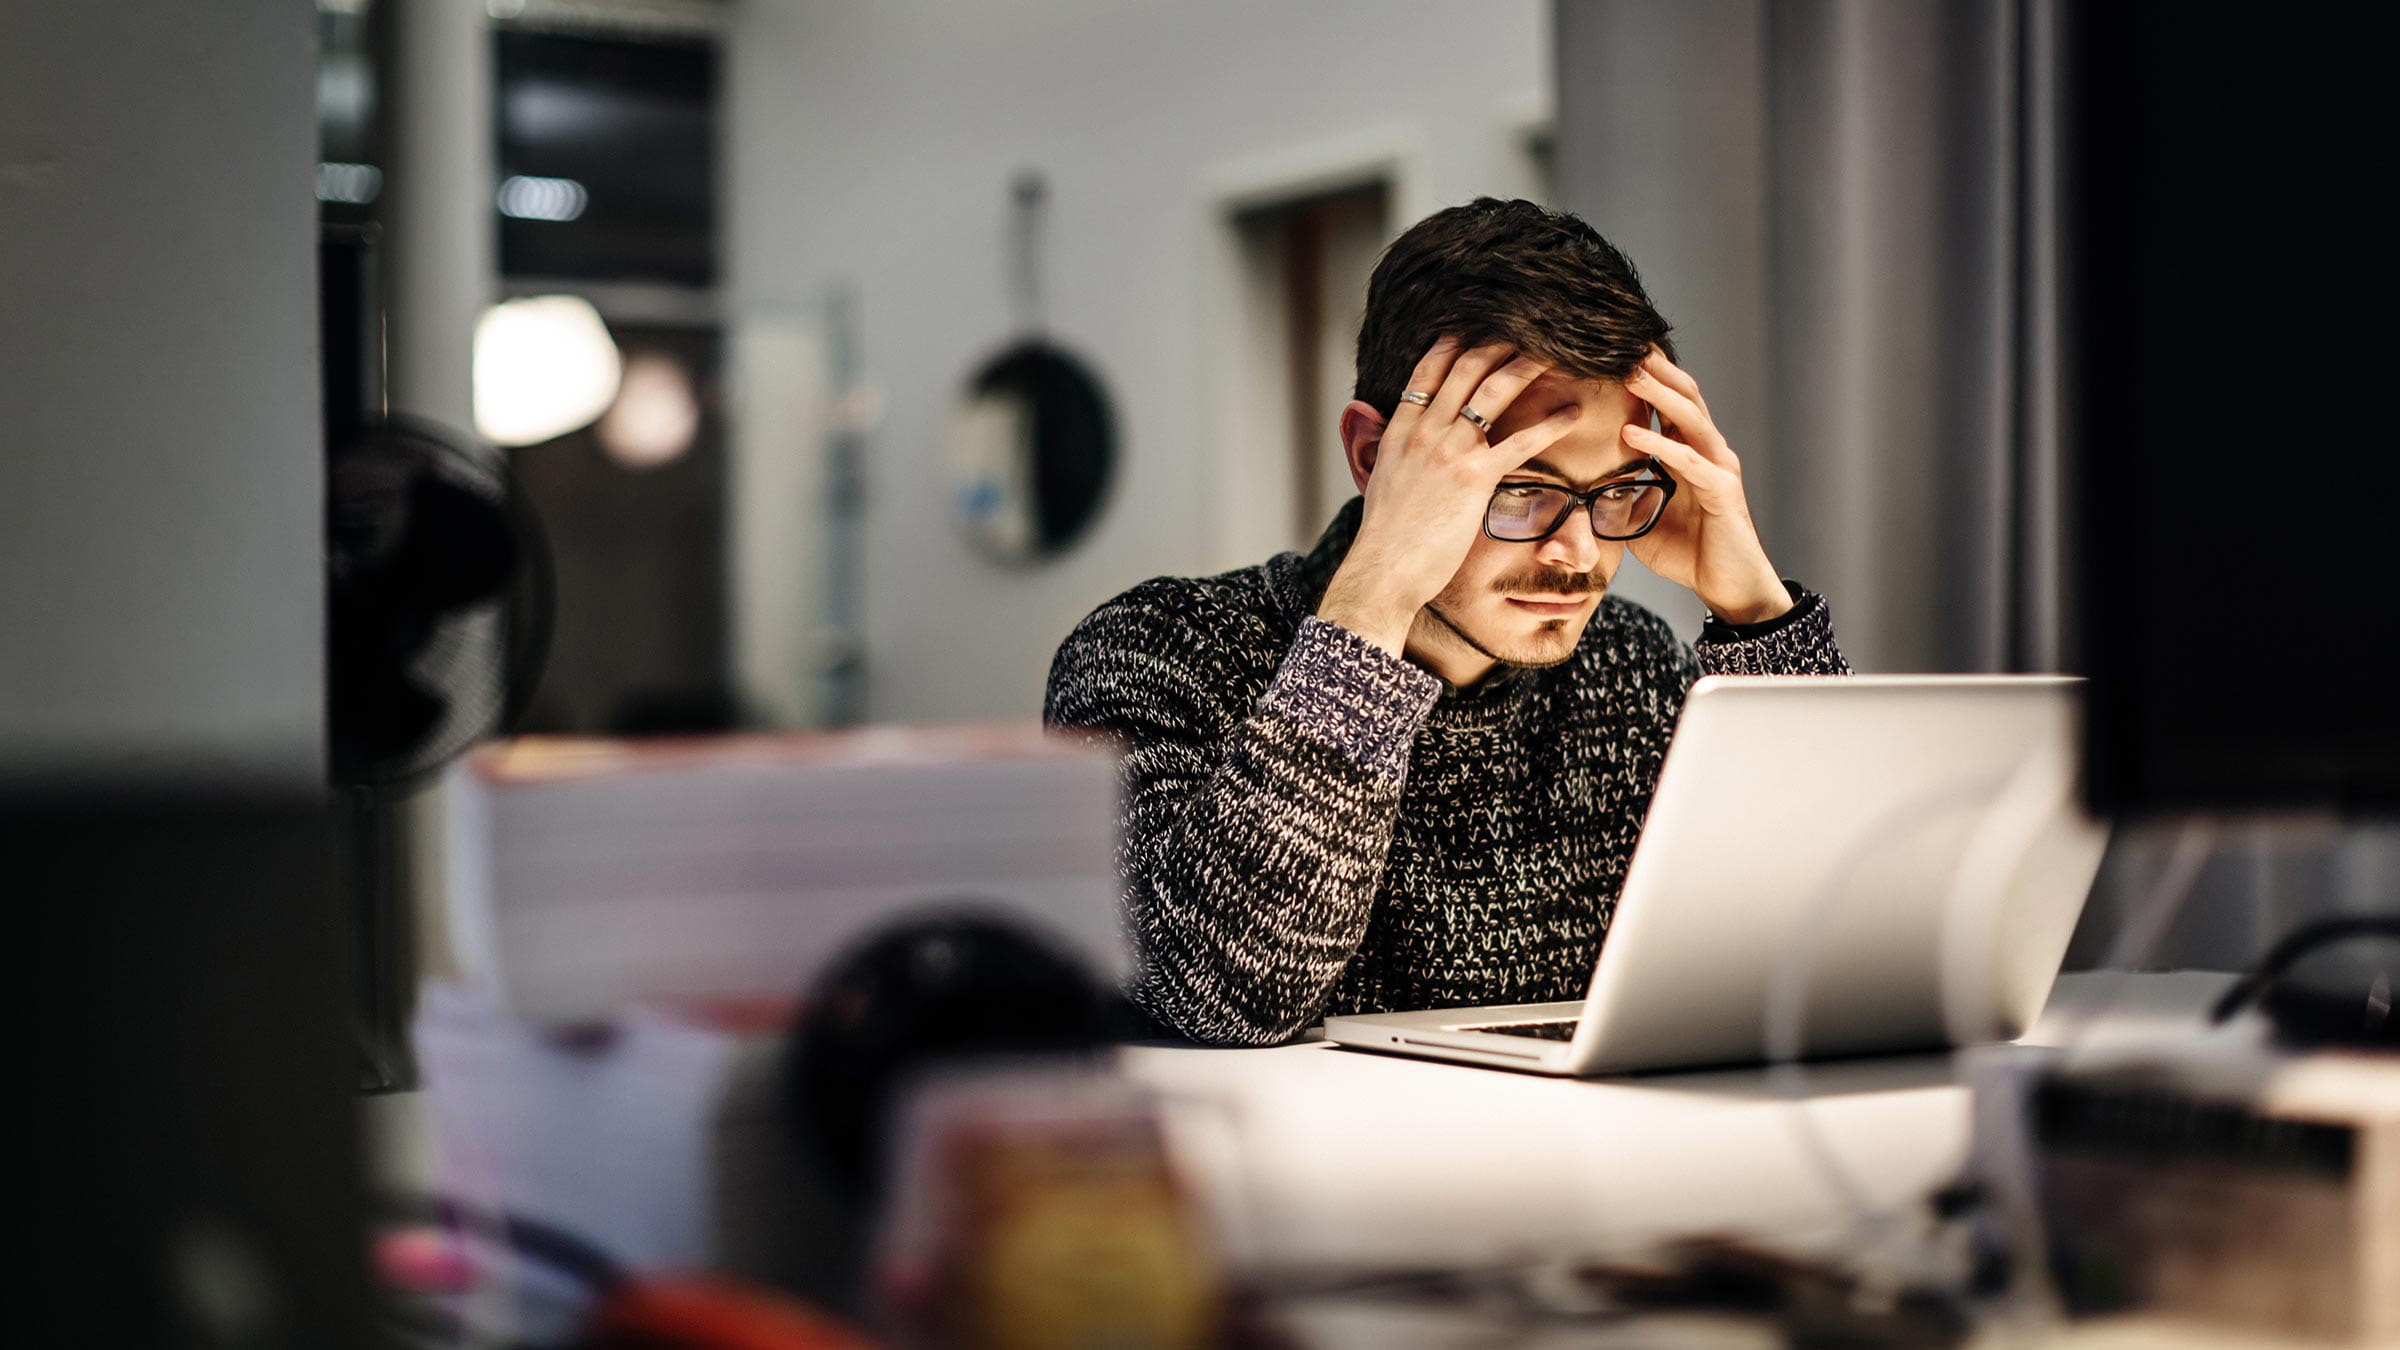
[1497,485,1549,501]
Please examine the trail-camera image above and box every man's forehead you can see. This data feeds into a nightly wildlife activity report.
[1502,372,1650,484]
[1520,368,1639,407]
[1510,450,1652,484]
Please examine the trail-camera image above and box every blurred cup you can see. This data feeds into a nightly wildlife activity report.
[874,1061,1228,1350]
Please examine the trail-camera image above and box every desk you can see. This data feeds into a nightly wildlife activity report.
[1117,971,2237,1274]
[406,969,2243,1336]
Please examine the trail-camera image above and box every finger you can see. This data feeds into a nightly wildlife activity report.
[1624,367,1732,464]
[1453,353,1558,443]
[1479,401,1583,471]
[1622,423,1733,497]
[1425,341,1522,432]
[1384,336,1465,440]
[1404,335,1466,394]
[1640,348,1712,423]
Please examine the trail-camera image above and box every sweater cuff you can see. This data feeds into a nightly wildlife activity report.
[1695,582,1850,676]
[1259,616,1443,777]
[1700,578,1815,641]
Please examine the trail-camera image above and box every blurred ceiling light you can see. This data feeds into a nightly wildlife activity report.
[485,0,725,37]
[596,353,702,470]
[316,162,383,205]
[474,295,623,447]
[497,175,589,223]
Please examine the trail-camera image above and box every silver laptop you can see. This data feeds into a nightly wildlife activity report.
[1323,675,2109,1075]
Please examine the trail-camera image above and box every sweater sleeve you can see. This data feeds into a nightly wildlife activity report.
[1044,597,1441,1046]
[1692,582,1851,676]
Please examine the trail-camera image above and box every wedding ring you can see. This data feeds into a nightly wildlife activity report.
[1399,390,1432,407]
[1459,405,1492,432]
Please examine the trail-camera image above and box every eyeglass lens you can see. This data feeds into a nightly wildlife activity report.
[1485,481,1668,541]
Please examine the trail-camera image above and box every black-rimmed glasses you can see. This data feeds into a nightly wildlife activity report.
[1483,464,1676,542]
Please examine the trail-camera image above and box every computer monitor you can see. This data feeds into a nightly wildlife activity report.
[2069,0,2398,817]
[15,795,373,1346]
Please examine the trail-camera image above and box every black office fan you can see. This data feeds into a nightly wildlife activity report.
[327,415,553,1091]
[327,416,553,792]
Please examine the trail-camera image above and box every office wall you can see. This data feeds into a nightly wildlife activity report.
[1551,1,1772,645]
[727,0,1551,724]
[0,0,323,793]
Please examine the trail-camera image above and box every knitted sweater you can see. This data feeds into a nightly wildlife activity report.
[1043,497,1850,1046]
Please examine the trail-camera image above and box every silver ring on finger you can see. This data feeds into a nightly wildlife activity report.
[1459,405,1492,433]
[1399,390,1432,407]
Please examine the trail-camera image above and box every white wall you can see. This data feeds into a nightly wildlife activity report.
[0,0,323,792]
[728,0,1551,724]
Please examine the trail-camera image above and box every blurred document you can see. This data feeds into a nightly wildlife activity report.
[413,982,738,1273]
[445,726,1125,1023]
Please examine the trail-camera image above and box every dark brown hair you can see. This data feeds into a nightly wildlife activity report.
[1352,197,1674,414]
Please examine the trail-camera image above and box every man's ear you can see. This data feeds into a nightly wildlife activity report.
[1338,400,1387,493]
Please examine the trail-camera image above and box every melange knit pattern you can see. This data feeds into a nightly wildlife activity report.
[1044,497,1850,1046]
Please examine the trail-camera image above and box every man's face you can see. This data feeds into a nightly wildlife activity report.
[1419,371,1652,672]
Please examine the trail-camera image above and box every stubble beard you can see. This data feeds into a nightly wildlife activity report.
[1422,597,1594,672]
[1420,560,1610,671]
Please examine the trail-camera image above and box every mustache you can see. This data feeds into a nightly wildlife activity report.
[1490,567,1605,595]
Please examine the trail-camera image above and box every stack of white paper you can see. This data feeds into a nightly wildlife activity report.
[443,725,1126,1024]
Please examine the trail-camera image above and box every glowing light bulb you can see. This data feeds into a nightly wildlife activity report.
[596,353,701,470]
[473,295,622,447]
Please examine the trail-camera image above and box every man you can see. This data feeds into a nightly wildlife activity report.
[1045,199,1848,1046]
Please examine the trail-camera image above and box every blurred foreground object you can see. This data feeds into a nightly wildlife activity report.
[442,727,1124,1023]
[328,412,555,1091]
[411,983,736,1281]
[875,1066,1228,1350]
[782,913,1127,1211]
[585,1274,879,1350]
[328,417,554,792]
[16,798,372,1346]
[407,908,1128,1330]
[372,1196,879,1350]
[2032,1039,2400,1343]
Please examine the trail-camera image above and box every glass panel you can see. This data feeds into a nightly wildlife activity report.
[1486,484,1571,539]
[1592,482,1666,538]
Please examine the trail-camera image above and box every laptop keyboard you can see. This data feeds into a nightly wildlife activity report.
[1460,1018,1581,1041]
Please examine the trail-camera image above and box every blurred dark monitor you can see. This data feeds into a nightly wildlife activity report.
[15,795,373,1346]
[2070,1,2399,817]
[496,27,717,285]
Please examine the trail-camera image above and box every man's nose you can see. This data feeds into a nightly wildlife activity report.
[1534,504,1604,573]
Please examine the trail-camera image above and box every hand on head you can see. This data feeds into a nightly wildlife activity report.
[1619,350,1790,626]
[1319,338,1793,672]
[1320,338,1583,655]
